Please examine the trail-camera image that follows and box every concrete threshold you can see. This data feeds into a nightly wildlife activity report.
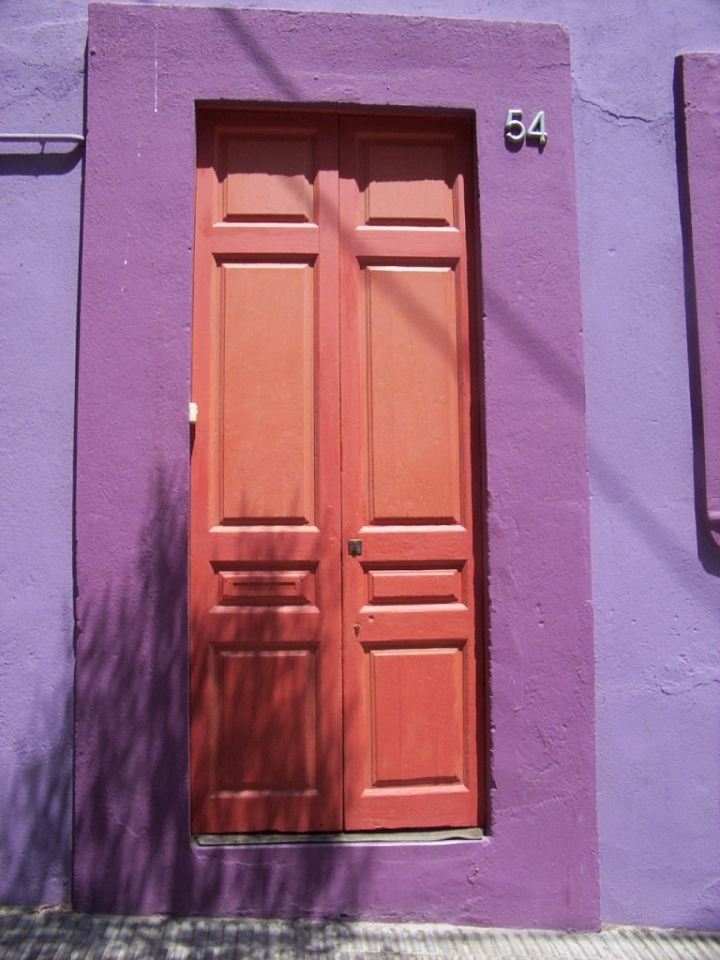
[194,827,485,845]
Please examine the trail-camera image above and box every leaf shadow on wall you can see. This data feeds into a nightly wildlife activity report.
[75,465,373,918]
[0,681,72,905]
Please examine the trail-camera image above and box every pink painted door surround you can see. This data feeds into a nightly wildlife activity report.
[76,3,598,927]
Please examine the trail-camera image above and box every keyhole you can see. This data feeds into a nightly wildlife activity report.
[353,623,360,636]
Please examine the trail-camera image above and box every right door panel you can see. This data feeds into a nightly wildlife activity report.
[339,116,482,830]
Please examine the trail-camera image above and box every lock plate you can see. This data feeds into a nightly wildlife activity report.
[348,539,363,557]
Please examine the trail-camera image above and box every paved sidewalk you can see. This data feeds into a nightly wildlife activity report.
[1,908,719,960]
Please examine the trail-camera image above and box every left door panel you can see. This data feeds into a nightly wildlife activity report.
[190,111,343,833]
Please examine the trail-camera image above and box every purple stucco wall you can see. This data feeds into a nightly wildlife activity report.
[570,10,720,928]
[0,0,86,905]
[3,0,720,933]
[75,4,597,929]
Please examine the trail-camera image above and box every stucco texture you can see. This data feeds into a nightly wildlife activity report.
[0,0,86,906]
[2,0,720,933]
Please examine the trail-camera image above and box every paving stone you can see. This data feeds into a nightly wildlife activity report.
[1,909,720,960]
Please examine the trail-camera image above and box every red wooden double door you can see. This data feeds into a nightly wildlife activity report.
[190,110,484,834]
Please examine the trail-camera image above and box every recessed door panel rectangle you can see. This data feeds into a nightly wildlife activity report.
[219,262,315,525]
[367,568,462,605]
[222,135,315,222]
[217,569,316,607]
[364,265,462,524]
[369,646,465,786]
[215,647,317,792]
[362,139,453,225]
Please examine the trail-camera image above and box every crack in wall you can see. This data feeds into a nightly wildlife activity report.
[574,86,672,126]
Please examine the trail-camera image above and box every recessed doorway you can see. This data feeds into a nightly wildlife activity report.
[189,109,484,834]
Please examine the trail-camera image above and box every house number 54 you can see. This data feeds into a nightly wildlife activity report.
[504,109,547,147]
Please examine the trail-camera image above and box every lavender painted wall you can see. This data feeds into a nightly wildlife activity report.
[3,0,720,933]
[0,0,86,905]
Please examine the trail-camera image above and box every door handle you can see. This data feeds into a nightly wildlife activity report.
[348,539,362,557]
